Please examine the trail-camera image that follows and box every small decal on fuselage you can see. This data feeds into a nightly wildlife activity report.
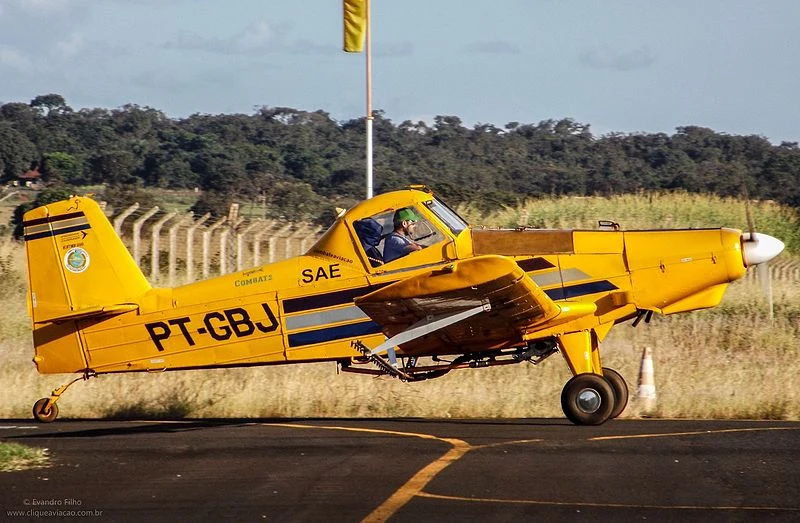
[234,274,272,287]
[311,250,354,265]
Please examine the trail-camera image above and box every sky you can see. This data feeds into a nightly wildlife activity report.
[1,0,799,143]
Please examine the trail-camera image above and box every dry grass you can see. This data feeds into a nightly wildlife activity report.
[1,192,799,421]
[459,191,800,252]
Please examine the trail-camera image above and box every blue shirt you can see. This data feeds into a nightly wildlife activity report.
[383,232,416,263]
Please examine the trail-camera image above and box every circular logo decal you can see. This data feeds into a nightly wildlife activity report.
[64,247,90,273]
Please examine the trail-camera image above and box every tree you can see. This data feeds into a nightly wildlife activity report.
[0,123,37,182]
[30,94,70,116]
[41,151,80,185]
[88,150,138,185]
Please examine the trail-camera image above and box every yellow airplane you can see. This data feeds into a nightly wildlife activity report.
[23,186,784,425]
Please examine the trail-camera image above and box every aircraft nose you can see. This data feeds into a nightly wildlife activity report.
[742,232,785,266]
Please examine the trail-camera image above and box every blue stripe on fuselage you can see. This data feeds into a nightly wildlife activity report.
[287,320,382,348]
[545,280,617,300]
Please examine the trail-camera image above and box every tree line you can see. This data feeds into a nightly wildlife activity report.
[3,94,799,224]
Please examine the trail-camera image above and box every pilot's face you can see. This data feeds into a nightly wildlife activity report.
[403,219,417,235]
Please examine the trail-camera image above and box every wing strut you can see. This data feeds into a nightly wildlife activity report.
[352,300,491,381]
[368,300,491,357]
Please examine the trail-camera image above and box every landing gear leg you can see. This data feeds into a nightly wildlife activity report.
[557,330,615,425]
[32,373,94,423]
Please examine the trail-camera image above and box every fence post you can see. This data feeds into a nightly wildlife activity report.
[150,211,176,283]
[252,220,277,267]
[236,220,262,272]
[132,206,160,268]
[202,217,227,280]
[113,203,139,235]
[168,213,193,287]
[268,224,293,263]
[219,217,244,275]
[285,225,313,258]
[299,225,323,253]
[186,213,210,284]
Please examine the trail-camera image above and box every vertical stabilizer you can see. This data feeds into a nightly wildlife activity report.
[23,196,151,324]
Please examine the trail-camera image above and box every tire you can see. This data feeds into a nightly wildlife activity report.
[33,398,59,423]
[561,373,615,426]
[602,367,629,419]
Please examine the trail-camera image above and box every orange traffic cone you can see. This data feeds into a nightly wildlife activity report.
[637,346,657,416]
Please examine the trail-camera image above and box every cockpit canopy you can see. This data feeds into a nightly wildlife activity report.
[309,187,469,272]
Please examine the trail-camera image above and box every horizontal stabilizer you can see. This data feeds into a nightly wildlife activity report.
[40,303,139,324]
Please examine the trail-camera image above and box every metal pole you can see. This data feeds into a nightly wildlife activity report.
[365,0,373,199]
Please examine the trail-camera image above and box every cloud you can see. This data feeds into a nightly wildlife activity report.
[164,20,303,56]
[579,45,657,71]
[375,41,413,58]
[0,46,30,70]
[130,69,196,92]
[0,0,93,60]
[237,20,272,51]
[463,41,521,55]
[55,32,85,58]
[16,0,78,15]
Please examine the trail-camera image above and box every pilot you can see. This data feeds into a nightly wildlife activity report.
[383,208,424,263]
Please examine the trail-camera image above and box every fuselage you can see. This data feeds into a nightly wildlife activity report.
[28,188,777,376]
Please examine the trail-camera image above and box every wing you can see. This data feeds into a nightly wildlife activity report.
[355,255,575,355]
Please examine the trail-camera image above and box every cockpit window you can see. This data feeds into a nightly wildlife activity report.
[353,205,446,267]
[424,198,468,235]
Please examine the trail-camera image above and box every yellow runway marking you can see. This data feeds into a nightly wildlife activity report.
[268,422,798,521]
[267,422,542,522]
[416,491,800,513]
[590,425,800,441]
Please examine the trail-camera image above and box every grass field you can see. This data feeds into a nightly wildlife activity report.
[1,191,798,421]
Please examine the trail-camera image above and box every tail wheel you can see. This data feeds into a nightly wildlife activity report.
[602,367,629,419]
[33,398,59,423]
[561,373,615,426]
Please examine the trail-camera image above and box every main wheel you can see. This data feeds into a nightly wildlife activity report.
[561,373,615,426]
[602,367,629,419]
[33,398,59,423]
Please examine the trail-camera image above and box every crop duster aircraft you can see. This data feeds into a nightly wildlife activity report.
[23,186,784,425]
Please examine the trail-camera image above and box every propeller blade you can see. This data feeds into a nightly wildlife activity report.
[756,262,774,321]
[741,232,784,266]
[745,197,756,238]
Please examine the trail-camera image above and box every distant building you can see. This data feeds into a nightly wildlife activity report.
[17,165,43,188]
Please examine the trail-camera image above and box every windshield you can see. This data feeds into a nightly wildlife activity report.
[424,198,468,235]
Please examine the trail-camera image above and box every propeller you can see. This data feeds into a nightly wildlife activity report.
[740,197,785,320]
[741,231,785,267]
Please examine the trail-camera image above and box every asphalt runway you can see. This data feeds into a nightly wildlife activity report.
[1,418,798,522]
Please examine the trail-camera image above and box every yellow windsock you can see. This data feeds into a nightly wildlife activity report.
[343,0,367,52]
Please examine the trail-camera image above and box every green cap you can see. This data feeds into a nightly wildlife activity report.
[393,208,419,225]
